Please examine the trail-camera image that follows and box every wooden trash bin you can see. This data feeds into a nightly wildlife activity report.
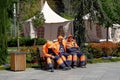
[10,52,26,71]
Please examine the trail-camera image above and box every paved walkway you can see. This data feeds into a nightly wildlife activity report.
[0,62,120,80]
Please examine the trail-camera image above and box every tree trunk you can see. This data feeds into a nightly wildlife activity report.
[106,26,109,42]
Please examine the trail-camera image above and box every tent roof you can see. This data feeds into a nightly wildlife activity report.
[41,1,70,23]
[113,24,120,28]
[83,13,90,20]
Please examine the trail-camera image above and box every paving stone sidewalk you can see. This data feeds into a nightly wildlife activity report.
[0,62,120,80]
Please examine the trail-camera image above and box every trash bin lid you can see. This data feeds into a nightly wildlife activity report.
[11,51,26,54]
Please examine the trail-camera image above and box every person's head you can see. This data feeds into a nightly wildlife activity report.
[67,34,73,41]
[46,41,53,48]
[57,35,63,43]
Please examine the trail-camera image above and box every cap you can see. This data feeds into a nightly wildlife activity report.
[58,35,63,40]
[46,41,53,48]
[68,35,73,38]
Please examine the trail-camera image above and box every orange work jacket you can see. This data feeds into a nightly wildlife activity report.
[42,42,53,57]
[66,39,79,48]
[52,40,67,55]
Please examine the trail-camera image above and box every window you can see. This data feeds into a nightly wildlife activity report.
[57,26,64,37]
[96,24,101,38]
[37,26,44,38]
[24,22,30,37]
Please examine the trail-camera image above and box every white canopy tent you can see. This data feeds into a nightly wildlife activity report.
[83,13,120,43]
[110,24,120,43]
[41,1,70,23]
[23,1,73,40]
[83,13,113,42]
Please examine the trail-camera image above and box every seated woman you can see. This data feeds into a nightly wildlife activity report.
[66,35,87,68]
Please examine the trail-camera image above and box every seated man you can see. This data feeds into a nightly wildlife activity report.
[52,35,71,70]
[66,35,77,68]
[66,35,86,68]
[42,41,55,72]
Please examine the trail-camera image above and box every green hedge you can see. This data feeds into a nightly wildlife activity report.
[7,37,46,47]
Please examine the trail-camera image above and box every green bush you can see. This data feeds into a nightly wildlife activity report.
[19,46,39,63]
[81,46,94,59]
[19,37,31,46]
[36,38,46,45]
[7,37,46,47]
[0,47,8,65]
[7,37,17,47]
[24,38,34,46]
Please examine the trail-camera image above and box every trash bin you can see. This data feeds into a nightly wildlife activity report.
[10,52,26,71]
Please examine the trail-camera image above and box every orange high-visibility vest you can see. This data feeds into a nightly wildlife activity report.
[52,40,67,55]
[66,39,79,48]
[42,41,53,57]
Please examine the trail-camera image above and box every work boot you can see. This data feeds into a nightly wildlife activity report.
[72,65,77,69]
[48,67,54,72]
[80,65,86,68]
[50,68,54,72]
[67,66,71,70]
[79,61,86,68]
[62,67,69,71]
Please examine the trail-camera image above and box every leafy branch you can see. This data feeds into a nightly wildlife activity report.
[32,12,45,28]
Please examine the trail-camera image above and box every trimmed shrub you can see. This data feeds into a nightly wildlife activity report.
[36,38,46,45]
[81,46,94,59]
[19,45,39,63]
[7,37,46,47]
[7,37,17,47]
[116,42,120,56]
[86,42,119,58]
[100,42,118,56]
[88,43,103,58]
[19,37,32,46]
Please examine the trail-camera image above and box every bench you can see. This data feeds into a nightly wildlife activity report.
[37,47,58,69]
[37,47,47,69]
[37,47,87,69]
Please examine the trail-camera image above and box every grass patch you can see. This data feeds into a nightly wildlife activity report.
[87,57,120,64]
[8,47,17,53]
[0,66,5,70]
[0,65,10,70]
[26,63,40,68]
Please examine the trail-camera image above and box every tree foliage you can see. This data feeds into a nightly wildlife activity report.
[19,0,42,22]
[5,0,120,48]
[100,0,120,24]
[0,0,12,65]
[32,12,45,28]
[19,0,65,22]
[73,0,120,46]
[47,0,65,15]
[32,11,45,45]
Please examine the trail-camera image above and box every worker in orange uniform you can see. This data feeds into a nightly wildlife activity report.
[66,35,86,68]
[52,35,71,70]
[66,35,78,68]
[42,41,55,72]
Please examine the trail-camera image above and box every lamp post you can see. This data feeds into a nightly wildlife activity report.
[13,3,17,37]
[17,0,20,50]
